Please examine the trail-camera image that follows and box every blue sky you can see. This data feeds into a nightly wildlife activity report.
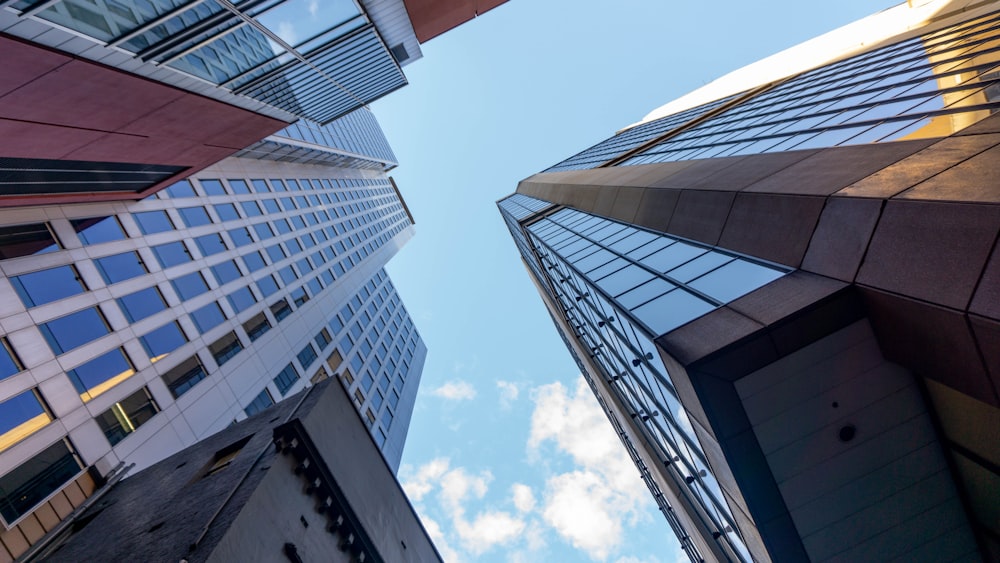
[370,1,899,560]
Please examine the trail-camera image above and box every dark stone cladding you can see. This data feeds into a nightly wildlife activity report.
[44,378,441,563]
[516,111,1000,409]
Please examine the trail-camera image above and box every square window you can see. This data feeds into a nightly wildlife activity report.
[190,302,226,334]
[96,387,158,446]
[94,251,148,284]
[11,265,87,308]
[71,216,126,245]
[133,211,174,234]
[117,286,167,323]
[140,321,187,361]
[178,207,212,228]
[40,307,109,355]
[152,241,192,268]
[171,271,209,300]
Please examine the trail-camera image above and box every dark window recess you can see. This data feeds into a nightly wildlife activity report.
[0,439,82,524]
[0,223,60,260]
[210,332,244,367]
[71,216,126,245]
[199,435,252,479]
[273,363,299,395]
[270,299,292,322]
[291,287,308,307]
[95,387,159,446]
[243,313,271,341]
[162,356,207,398]
[243,389,274,417]
[0,157,184,195]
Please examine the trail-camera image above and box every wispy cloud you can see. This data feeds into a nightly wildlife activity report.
[496,380,520,409]
[430,380,477,400]
[529,380,651,560]
[511,483,535,512]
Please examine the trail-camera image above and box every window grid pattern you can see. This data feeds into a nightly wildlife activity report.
[12,0,406,124]
[0,169,414,510]
[544,95,737,172]
[500,196,792,562]
[623,10,1000,165]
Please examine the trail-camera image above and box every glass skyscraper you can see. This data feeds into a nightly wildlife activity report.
[0,112,425,558]
[500,3,1000,562]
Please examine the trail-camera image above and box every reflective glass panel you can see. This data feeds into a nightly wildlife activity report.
[190,302,226,334]
[227,286,257,313]
[40,307,109,354]
[11,265,86,308]
[132,211,174,234]
[140,322,187,362]
[152,241,192,268]
[171,272,209,300]
[0,390,50,452]
[178,207,212,228]
[94,251,147,284]
[117,286,168,323]
[66,348,135,402]
[71,216,126,245]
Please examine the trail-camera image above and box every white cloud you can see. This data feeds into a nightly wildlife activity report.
[497,380,520,408]
[529,380,651,560]
[430,380,477,401]
[276,21,296,45]
[421,515,462,563]
[454,510,526,554]
[614,556,663,563]
[511,483,535,513]
[401,457,449,501]
[439,466,491,515]
[307,0,318,17]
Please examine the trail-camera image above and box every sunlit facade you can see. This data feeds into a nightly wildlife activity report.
[501,3,1000,562]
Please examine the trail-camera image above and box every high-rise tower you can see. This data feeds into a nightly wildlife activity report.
[500,2,1000,561]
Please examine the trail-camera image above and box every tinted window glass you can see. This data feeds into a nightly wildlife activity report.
[140,322,186,361]
[241,201,263,217]
[0,390,50,451]
[265,244,286,263]
[273,363,299,395]
[251,179,270,193]
[253,223,274,240]
[40,307,109,354]
[278,266,297,284]
[96,387,158,446]
[152,241,192,268]
[190,302,226,334]
[71,216,126,245]
[227,286,257,313]
[243,313,271,341]
[11,265,86,307]
[0,340,22,381]
[228,227,253,247]
[162,356,205,398]
[273,219,291,234]
[194,234,227,257]
[262,199,280,213]
[211,260,242,286]
[66,348,135,401]
[199,179,227,196]
[117,286,167,322]
[0,223,60,260]
[178,207,212,228]
[228,179,251,194]
[0,439,81,523]
[94,251,147,284]
[244,389,273,416]
[256,275,279,297]
[164,180,195,198]
[209,331,243,367]
[171,271,209,301]
[297,344,317,368]
[132,211,174,234]
[214,203,240,222]
[242,251,266,272]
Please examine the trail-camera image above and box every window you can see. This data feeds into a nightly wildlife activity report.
[327,349,344,374]
[71,216,126,245]
[228,179,251,194]
[297,344,317,368]
[253,275,279,298]
[251,179,270,193]
[95,387,159,446]
[278,266,297,285]
[228,227,253,247]
[152,241,192,268]
[253,223,274,240]
[40,307,110,354]
[0,223,60,261]
[241,201,263,217]
[270,299,292,321]
[243,389,274,417]
[285,238,302,254]
[11,265,87,308]
[94,251,147,284]
[0,339,23,381]
[199,179,227,196]
[290,287,308,307]
[211,260,242,286]
[314,328,332,350]
[190,302,226,334]
[171,271,209,300]
[361,371,374,392]
[265,244,286,263]
[213,203,240,222]
[132,211,174,234]
[296,258,312,274]
[242,251,266,272]
[243,313,271,341]
[262,199,280,213]
[140,321,187,362]
[273,363,299,395]
[0,390,52,452]
[67,348,135,402]
[202,436,251,477]
[162,356,207,398]
[0,439,82,524]
[209,331,244,367]
[164,180,195,198]
[273,219,291,235]
[194,233,227,257]
[116,287,167,323]
[227,286,257,313]
[178,207,212,228]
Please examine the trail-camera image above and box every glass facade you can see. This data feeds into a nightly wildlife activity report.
[0,156,423,527]
[499,193,790,562]
[550,9,1000,171]
[6,0,407,124]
